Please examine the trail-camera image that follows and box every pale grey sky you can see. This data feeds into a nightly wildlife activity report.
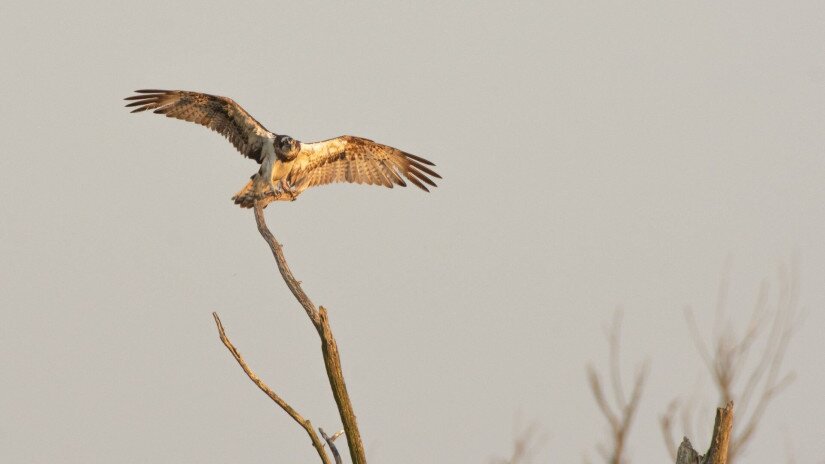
[1,1,824,462]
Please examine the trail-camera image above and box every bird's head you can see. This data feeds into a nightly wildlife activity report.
[276,135,300,159]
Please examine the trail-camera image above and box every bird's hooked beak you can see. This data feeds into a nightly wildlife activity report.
[275,136,299,161]
[287,138,301,155]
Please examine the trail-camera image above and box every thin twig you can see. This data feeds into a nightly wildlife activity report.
[608,312,627,411]
[212,312,331,464]
[663,266,800,462]
[489,418,546,464]
[320,428,343,464]
[660,399,680,459]
[588,311,648,464]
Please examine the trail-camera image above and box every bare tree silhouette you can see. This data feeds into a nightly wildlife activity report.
[489,417,546,464]
[661,265,801,462]
[212,202,364,464]
[587,311,649,464]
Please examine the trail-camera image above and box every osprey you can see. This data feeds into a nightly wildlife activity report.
[125,89,440,208]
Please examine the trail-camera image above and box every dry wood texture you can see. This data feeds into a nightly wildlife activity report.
[675,403,734,464]
[212,312,332,464]
[252,201,367,464]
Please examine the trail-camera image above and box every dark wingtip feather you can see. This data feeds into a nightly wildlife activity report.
[408,167,438,187]
[124,94,160,101]
[405,152,436,166]
[404,172,429,191]
[134,89,169,94]
[378,160,407,187]
[408,159,442,179]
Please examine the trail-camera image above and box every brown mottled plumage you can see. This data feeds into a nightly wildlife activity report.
[124,89,440,208]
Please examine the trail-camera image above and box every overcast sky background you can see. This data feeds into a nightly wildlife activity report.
[1,1,824,462]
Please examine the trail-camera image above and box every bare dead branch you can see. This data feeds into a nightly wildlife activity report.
[316,306,365,463]
[660,399,683,459]
[253,202,367,464]
[588,367,621,432]
[253,202,320,325]
[212,312,331,464]
[489,420,545,464]
[320,428,343,464]
[705,402,734,464]
[621,362,648,435]
[588,312,648,464]
[684,308,714,389]
[661,389,714,462]
[675,402,734,464]
[664,265,800,462]
[676,438,701,464]
[607,312,627,410]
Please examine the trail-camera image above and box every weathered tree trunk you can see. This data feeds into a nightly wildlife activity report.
[675,403,734,464]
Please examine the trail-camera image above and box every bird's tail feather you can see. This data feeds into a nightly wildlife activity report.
[231,179,295,209]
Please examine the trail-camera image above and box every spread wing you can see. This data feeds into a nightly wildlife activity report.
[288,136,441,192]
[124,90,273,163]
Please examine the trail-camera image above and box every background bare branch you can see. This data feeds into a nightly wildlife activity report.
[661,265,801,462]
[588,311,649,464]
[489,418,547,464]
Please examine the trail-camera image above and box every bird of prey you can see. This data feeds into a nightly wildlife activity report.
[124,89,441,208]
